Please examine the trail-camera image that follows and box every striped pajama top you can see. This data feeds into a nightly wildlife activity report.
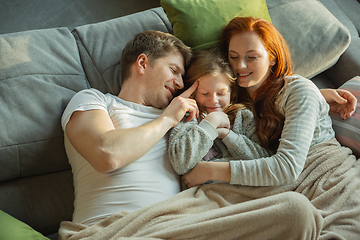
[229,75,335,186]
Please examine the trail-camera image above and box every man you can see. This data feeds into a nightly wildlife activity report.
[61,30,197,226]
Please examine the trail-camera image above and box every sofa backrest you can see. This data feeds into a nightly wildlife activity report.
[0,27,88,236]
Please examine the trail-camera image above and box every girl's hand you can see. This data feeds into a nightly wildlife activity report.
[217,127,230,139]
[204,111,230,129]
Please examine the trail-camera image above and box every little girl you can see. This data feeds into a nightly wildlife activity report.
[168,48,270,188]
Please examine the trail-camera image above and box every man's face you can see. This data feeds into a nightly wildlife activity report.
[143,51,185,109]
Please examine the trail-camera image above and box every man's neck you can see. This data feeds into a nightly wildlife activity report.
[118,79,145,105]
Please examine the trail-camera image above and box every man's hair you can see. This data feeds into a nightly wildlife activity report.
[119,30,192,85]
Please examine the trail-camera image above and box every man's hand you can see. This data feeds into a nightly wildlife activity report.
[162,81,199,127]
[320,88,357,119]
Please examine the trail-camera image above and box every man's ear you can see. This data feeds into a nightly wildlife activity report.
[136,53,147,75]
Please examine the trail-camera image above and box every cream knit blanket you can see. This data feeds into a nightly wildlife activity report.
[59,138,360,240]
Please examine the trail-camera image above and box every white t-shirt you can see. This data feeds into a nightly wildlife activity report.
[61,88,180,225]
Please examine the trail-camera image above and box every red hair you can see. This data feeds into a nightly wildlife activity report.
[221,17,293,152]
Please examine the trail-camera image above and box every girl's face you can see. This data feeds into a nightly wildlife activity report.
[228,31,275,98]
[194,72,231,113]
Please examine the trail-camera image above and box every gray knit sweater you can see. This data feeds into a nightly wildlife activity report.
[168,108,271,175]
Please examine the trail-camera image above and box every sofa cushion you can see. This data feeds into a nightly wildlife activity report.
[0,28,88,181]
[333,0,360,35]
[330,76,360,158]
[319,0,359,38]
[0,27,87,235]
[267,0,351,78]
[160,0,271,51]
[72,8,172,95]
[0,210,49,240]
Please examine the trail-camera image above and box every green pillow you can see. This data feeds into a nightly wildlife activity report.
[160,0,271,51]
[0,210,49,240]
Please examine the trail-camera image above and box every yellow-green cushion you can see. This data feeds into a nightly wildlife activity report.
[0,210,49,240]
[160,0,271,51]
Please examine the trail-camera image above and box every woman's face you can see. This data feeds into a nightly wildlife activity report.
[228,31,275,98]
[194,72,231,113]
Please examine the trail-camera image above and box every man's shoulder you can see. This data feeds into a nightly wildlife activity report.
[75,88,112,99]
[68,88,122,107]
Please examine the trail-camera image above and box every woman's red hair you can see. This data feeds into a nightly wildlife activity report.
[221,17,293,152]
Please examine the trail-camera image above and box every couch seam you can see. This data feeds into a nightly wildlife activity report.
[0,135,64,149]
[73,30,108,90]
[0,73,85,83]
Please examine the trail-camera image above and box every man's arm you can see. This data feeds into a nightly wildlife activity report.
[65,82,199,174]
[65,109,176,173]
[320,88,357,119]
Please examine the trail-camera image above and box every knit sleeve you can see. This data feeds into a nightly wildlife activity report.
[229,77,324,186]
[222,109,271,160]
[168,118,218,175]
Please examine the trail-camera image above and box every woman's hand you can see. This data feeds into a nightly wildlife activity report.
[182,162,211,188]
[320,88,357,119]
[182,162,231,188]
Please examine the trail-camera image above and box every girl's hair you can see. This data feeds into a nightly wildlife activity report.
[221,17,293,152]
[185,48,246,122]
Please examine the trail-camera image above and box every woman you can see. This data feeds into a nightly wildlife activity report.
[179,16,360,239]
[182,17,357,188]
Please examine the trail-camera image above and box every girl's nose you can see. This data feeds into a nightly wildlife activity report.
[209,94,218,103]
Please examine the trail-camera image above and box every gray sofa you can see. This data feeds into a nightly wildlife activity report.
[0,0,359,239]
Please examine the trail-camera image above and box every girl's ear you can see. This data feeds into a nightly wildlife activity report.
[136,53,147,74]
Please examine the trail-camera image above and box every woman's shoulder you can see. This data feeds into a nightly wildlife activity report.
[283,75,321,96]
[285,74,315,87]
[276,75,323,111]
